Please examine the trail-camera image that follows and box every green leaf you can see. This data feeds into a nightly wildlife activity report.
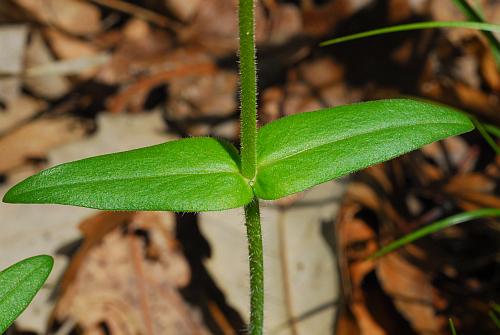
[254,99,474,200]
[493,303,500,314]
[490,310,500,329]
[0,255,53,334]
[3,137,253,212]
[449,318,458,335]
[484,123,500,138]
[471,118,500,154]
[452,0,500,68]
[370,209,500,259]
[320,21,500,47]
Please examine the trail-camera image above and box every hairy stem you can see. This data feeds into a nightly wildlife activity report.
[244,198,264,335]
[238,0,263,333]
[239,0,258,180]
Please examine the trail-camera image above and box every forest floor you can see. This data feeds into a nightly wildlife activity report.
[0,0,499,334]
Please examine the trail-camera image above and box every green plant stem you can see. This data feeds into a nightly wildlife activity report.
[244,197,264,335]
[239,0,258,180]
[238,1,263,333]
[452,0,500,68]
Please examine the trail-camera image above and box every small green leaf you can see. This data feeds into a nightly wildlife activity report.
[370,209,500,259]
[4,137,253,212]
[254,99,474,200]
[0,255,53,333]
[320,21,500,47]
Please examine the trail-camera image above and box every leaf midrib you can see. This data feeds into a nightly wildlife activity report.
[0,262,46,323]
[11,171,245,196]
[257,120,468,168]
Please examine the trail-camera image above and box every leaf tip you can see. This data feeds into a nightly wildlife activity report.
[2,181,25,204]
[22,254,54,278]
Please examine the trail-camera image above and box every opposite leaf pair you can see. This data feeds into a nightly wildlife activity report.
[3,99,474,212]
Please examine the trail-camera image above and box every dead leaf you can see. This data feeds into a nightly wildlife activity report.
[0,116,89,174]
[52,211,210,335]
[0,95,46,134]
[15,0,101,36]
[164,0,201,21]
[0,24,28,102]
[24,31,72,99]
[200,181,344,335]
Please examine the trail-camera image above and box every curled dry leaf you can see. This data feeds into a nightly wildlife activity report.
[52,211,210,335]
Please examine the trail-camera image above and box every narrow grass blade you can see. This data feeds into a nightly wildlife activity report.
[0,255,53,333]
[370,209,500,259]
[484,123,500,138]
[452,0,500,67]
[449,318,458,335]
[489,310,500,329]
[492,303,500,314]
[320,21,500,47]
[472,118,500,154]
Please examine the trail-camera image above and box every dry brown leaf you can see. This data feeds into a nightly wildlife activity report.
[0,116,88,174]
[164,0,201,21]
[481,51,500,91]
[24,31,72,99]
[0,95,47,134]
[0,24,28,102]
[44,28,99,60]
[377,254,445,333]
[53,211,210,335]
[15,0,101,36]
[265,3,303,45]
[110,61,216,114]
[178,0,266,55]
[336,201,385,335]
[166,68,237,119]
[96,18,173,85]
[200,182,343,335]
